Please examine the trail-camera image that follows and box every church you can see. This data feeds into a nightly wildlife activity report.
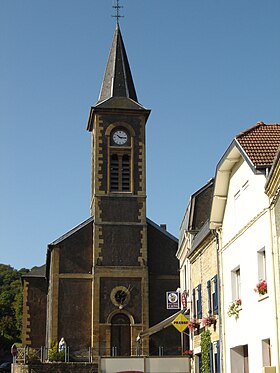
[22,20,180,359]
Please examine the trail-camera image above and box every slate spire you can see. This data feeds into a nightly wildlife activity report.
[97,22,138,104]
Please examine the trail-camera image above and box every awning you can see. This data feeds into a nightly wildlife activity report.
[137,309,189,341]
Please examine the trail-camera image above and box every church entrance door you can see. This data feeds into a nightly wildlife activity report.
[111,313,131,356]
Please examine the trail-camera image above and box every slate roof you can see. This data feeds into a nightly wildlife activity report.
[97,23,138,105]
[48,216,94,246]
[22,264,46,278]
[87,23,150,131]
[236,122,280,168]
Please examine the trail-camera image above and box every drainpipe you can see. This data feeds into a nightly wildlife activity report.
[268,201,280,372]
[213,228,225,373]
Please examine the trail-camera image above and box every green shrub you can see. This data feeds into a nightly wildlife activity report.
[201,330,211,373]
[48,340,65,362]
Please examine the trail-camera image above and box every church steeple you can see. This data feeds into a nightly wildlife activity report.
[97,23,138,104]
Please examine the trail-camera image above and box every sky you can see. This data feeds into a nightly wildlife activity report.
[1,0,280,270]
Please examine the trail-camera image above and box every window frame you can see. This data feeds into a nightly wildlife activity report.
[207,275,219,315]
[257,248,266,282]
[231,266,241,301]
[192,285,202,319]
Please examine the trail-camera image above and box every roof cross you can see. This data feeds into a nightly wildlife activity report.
[112,0,124,24]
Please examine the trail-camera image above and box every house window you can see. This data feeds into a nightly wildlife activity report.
[192,288,196,318]
[231,267,241,301]
[192,284,202,319]
[234,180,249,229]
[207,275,219,315]
[262,338,271,366]
[213,340,221,373]
[258,248,266,282]
[230,345,249,373]
[184,264,187,291]
[195,353,202,373]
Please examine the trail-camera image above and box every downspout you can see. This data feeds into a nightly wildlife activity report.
[268,199,280,372]
[213,228,225,373]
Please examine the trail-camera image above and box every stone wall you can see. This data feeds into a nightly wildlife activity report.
[13,363,98,373]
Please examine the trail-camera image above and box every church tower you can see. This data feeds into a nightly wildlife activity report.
[22,16,180,361]
[87,22,151,356]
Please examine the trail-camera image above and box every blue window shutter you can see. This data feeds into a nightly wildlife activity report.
[192,288,196,318]
[209,342,214,373]
[214,275,219,315]
[198,284,202,319]
[207,280,212,315]
[217,340,221,373]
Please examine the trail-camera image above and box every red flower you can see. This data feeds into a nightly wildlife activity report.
[254,279,267,295]
[183,349,193,357]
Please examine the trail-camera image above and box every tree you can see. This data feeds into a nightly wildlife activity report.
[0,264,29,353]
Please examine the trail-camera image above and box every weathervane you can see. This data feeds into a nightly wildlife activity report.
[112,0,124,24]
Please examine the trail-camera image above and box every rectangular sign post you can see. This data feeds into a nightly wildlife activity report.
[166,291,180,309]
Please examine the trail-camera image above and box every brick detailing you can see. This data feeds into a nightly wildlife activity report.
[22,279,31,346]
[96,118,104,194]
[137,121,145,194]
[95,225,104,265]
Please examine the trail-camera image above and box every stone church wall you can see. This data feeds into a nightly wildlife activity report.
[100,196,143,223]
[101,225,142,266]
[58,278,92,351]
[22,277,47,347]
[59,222,93,273]
[147,223,180,355]
[99,277,142,323]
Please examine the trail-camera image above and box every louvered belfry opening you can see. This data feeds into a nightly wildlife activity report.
[122,154,130,191]
[110,154,119,191]
[110,152,131,192]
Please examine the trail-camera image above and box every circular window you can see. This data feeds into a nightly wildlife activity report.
[111,286,130,309]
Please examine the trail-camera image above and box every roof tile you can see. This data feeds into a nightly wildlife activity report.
[236,122,280,167]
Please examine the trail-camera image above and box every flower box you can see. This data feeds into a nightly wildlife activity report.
[188,319,200,331]
[254,279,267,295]
[227,299,242,318]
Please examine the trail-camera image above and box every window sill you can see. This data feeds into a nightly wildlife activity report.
[258,294,269,302]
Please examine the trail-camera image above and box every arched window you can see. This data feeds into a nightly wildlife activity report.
[109,127,132,193]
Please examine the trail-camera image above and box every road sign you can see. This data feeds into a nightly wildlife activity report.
[172,313,189,333]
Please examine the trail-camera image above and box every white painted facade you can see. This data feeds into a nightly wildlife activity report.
[213,154,278,372]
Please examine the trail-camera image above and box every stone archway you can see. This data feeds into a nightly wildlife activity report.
[111,313,131,356]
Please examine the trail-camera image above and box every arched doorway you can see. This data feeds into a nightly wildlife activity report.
[111,313,131,356]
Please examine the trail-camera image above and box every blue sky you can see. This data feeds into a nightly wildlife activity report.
[1,0,280,270]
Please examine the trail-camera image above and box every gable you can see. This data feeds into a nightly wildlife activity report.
[46,217,94,278]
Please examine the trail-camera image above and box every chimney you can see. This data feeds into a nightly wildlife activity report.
[160,224,167,231]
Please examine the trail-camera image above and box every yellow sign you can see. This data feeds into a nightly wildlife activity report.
[172,313,189,333]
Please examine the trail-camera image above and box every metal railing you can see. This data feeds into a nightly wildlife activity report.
[15,344,181,363]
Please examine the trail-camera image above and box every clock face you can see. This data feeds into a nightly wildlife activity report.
[112,129,128,145]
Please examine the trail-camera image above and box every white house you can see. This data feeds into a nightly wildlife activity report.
[210,122,280,373]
